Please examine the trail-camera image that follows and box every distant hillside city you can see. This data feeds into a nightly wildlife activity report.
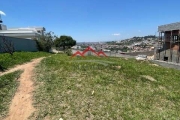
[75,35,158,53]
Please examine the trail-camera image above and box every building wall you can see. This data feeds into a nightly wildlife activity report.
[171,43,180,50]
[155,48,180,63]
[157,22,180,63]
[163,31,179,50]
[164,30,179,42]
[0,36,38,53]
[0,24,7,30]
[164,42,180,50]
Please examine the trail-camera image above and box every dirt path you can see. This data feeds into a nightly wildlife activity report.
[1,57,45,120]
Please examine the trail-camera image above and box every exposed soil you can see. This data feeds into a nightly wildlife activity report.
[0,57,45,120]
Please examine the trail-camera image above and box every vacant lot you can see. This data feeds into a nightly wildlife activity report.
[0,52,50,71]
[31,54,180,120]
[0,71,22,119]
[0,52,50,119]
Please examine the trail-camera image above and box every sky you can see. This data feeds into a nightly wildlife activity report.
[1,0,180,42]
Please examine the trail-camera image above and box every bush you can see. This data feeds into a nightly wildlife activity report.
[64,49,72,56]
[35,31,56,52]
[35,40,51,52]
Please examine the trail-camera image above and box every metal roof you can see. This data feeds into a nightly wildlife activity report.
[8,27,46,31]
[158,22,180,32]
[0,30,41,38]
[0,30,39,34]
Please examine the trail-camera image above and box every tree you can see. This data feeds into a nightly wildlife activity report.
[1,36,14,56]
[0,36,15,71]
[54,35,76,50]
[35,31,57,52]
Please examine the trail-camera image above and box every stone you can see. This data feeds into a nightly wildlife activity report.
[141,75,156,82]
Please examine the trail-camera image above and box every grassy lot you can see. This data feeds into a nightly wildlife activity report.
[32,54,180,120]
[0,71,22,119]
[0,52,51,71]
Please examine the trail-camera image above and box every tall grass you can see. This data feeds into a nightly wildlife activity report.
[0,71,22,119]
[0,52,51,71]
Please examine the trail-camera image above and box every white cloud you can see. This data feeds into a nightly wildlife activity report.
[112,33,120,36]
[0,11,6,16]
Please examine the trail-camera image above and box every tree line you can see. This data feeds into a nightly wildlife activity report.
[35,31,76,52]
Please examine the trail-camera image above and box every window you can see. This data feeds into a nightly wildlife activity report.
[173,35,179,42]
[164,57,168,61]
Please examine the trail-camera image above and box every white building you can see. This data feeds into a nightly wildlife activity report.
[0,26,45,40]
[0,11,41,52]
[0,15,45,39]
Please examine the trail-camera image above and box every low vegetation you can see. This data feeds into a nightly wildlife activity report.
[32,54,180,119]
[0,52,50,71]
[35,31,56,52]
[0,71,22,119]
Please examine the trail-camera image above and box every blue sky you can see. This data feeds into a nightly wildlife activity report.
[1,0,180,42]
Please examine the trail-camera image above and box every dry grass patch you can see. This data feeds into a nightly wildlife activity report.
[141,75,157,82]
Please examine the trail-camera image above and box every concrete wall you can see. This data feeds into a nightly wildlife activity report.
[0,36,38,52]
[155,48,180,63]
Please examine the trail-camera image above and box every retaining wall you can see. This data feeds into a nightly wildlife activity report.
[0,36,38,53]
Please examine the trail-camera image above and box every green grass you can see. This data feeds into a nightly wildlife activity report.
[0,52,51,71]
[32,54,180,120]
[0,71,22,119]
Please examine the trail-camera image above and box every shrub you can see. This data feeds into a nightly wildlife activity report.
[35,39,51,52]
[64,49,72,56]
[35,31,56,52]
